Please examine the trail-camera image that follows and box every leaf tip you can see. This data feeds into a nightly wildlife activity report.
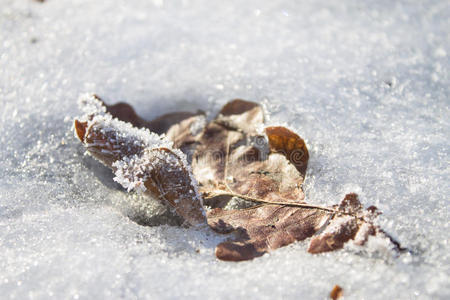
[219,99,260,116]
[74,119,87,142]
[215,242,262,262]
[330,285,343,300]
[264,126,309,175]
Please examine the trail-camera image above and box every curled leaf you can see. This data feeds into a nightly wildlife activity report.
[74,95,206,226]
[265,126,309,174]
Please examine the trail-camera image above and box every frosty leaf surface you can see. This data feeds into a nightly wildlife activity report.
[74,94,206,226]
[74,95,403,261]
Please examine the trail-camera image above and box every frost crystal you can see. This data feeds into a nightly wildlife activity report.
[77,93,107,119]
[112,155,149,193]
[75,94,206,225]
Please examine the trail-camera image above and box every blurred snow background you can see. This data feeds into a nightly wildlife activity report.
[0,0,449,299]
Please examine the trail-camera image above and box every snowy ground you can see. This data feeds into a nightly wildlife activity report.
[1,0,449,299]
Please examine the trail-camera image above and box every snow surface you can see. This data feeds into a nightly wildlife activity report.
[1,0,449,299]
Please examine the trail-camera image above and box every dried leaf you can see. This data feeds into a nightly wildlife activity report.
[308,211,359,253]
[100,94,205,157]
[208,206,329,261]
[330,285,343,300]
[74,95,206,226]
[176,99,325,260]
[190,100,402,260]
[91,94,205,137]
[192,99,306,206]
[308,194,381,254]
[74,95,404,261]
[265,126,309,174]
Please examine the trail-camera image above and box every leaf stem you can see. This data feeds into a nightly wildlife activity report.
[219,133,336,214]
[204,191,336,213]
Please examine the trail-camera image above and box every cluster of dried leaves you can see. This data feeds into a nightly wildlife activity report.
[74,95,403,261]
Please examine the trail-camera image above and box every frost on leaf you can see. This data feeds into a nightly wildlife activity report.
[73,94,403,261]
[74,94,206,226]
[94,94,206,154]
[307,193,397,254]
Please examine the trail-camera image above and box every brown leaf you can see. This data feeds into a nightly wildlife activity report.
[74,95,404,260]
[90,94,205,156]
[91,94,205,135]
[265,126,309,174]
[308,193,394,254]
[308,214,359,254]
[308,194,362,254]
[192,99,306,206]
[74,95,206,226]
[330,285,343,300]
[191,99,333,260]
[208,206,329,261]
[195,101,402,260]
[216,99,263,134]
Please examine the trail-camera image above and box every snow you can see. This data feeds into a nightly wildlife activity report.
[0,0,449,299]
